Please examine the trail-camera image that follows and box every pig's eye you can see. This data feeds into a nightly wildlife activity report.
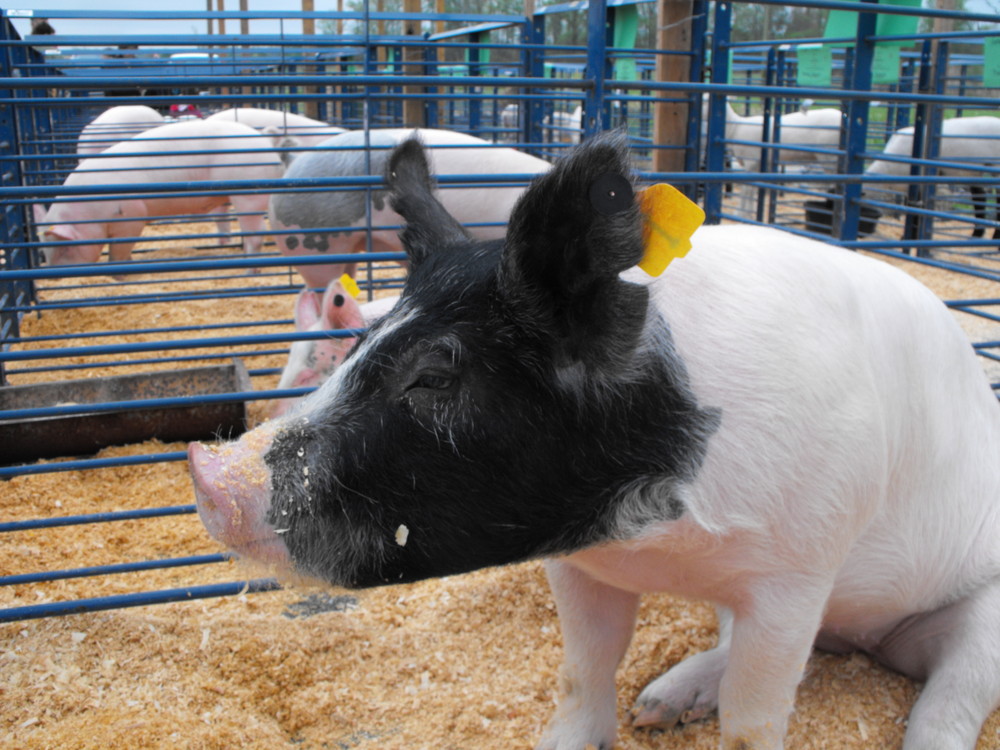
[409,372,454,391]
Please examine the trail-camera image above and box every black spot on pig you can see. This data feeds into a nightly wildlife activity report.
[264,132,720,589]
[303,235,317,250]
[314,235,329,253]
[285,236,299,250]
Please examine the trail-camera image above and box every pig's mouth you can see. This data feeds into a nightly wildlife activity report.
[188,437,292,567]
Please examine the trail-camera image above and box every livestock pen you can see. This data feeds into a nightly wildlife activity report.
[1,1,998,748]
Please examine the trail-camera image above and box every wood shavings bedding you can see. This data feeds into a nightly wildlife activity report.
[2,219,998,750]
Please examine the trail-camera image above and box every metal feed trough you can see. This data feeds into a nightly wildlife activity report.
[0,0,997,624]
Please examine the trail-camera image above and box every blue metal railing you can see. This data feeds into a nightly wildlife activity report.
[1,0,997,625]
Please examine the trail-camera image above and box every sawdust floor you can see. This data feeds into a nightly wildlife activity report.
[2,218,999,750]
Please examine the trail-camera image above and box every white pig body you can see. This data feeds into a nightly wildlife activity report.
[269,128,551,288]
[190,134,1000,750]
[76,105,166,156]
[541,226,1000,749]
[865,115,1000,239]
[206,107,346,149]
[35,119,285,272]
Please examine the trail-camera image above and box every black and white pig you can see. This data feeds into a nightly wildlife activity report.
[188,132,1000,750]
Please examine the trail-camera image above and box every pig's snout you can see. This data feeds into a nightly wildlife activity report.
[187,437,291,567]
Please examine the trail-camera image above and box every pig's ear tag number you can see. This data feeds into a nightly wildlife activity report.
[589,172,634,216]
[637,183,705,277]
[339,273,361,299]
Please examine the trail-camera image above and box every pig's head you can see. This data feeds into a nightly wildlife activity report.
[189,131,720,588]
[270,280,367,419]
[32,204,102,267]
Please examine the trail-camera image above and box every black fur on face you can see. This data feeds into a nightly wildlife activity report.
[263,131,720,589]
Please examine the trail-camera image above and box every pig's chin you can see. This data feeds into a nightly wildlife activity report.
[188,437,292,569]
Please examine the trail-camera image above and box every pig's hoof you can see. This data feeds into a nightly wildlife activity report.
[630,647,725,729]
[631,697,713,729]
[535,709,616,750]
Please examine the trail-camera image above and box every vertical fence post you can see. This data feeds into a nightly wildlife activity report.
[524,11,545,152]
[468,30,483,135]
[0,16,37,385]
[903,39,933,248]
[916,39,949,257]
[759,46,778,224]
[840,0,877,243]
[703,0,731,225]
[683,0,708,186]
[424,37,439,129]
[582,0,611,139]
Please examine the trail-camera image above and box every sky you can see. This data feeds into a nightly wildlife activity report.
[6,0,997,39]
[6,1,345,38]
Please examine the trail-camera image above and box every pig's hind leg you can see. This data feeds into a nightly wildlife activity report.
[536,560,640,750]
[873,580,1000,750]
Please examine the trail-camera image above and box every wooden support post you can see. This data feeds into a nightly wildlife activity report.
[377,0,386,66]
[652,0,694,174]
[403,0,426,127]
[240,0,250,104]
[207,0,213,36]
[218,0,229,100]
[303,0,319,120]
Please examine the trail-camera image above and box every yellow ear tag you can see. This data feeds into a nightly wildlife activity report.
[638,184,705,277]
[338,273,361,299]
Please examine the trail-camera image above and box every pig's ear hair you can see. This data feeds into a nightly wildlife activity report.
[385,135,470,265]
[500,130,649,377]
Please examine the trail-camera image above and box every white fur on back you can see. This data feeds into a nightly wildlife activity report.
[605,224,1000,635]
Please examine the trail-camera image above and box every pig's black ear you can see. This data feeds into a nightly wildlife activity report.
[386,135,470,265]
[500,130,649,377]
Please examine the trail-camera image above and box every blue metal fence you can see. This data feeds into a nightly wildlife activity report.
[0,0,997,623]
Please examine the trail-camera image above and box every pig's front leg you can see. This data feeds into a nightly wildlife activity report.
[714,578,832,750]
[536,559,639,750]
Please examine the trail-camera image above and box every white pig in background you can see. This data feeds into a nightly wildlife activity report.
[268,128,551,288]
[189,133,1000,750]
[864,115,1000,240]
[75,105,165,156]
[270,280,399,418]
[34,119,285,275]
[206,107,346,151]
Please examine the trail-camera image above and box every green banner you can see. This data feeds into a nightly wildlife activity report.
[796,45,833,87]
[985,37,1000,88]
[613,5,639,81]
[823,0,922,48]
[872,45,901,84]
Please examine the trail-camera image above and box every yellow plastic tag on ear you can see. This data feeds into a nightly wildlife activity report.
[339,273,361,299]
[638,184,705,277]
